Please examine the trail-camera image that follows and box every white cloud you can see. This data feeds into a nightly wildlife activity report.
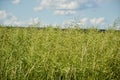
[0,11,22,26]
[33,6,43,11]
[33,0,111,15]
[12,0,21,4]
[4,16,41,26]
[116,26,120,30]
[63,19,76,28]
[4,15,22,26]
[63,17,106,27]
[0,10,7,19]
[34,0,80,11]
[0,10,21,26]
[79,18,88,25]
[28,17,40,25]
[56,1,79,9]
[54,10,76,15]
[0,10,40,26]
[90,17,105,25]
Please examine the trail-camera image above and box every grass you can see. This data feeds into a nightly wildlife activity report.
[0,26,120,80]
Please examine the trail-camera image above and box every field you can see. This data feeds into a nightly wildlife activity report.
[0,26,120,80]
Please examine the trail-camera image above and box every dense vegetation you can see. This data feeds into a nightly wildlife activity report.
[0,26,120,80]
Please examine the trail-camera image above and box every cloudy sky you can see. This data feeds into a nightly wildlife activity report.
[0,0,120,28]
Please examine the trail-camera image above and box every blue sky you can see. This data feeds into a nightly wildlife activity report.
[0,0,120,28]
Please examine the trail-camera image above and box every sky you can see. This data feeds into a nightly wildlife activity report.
[0,0,120,28]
